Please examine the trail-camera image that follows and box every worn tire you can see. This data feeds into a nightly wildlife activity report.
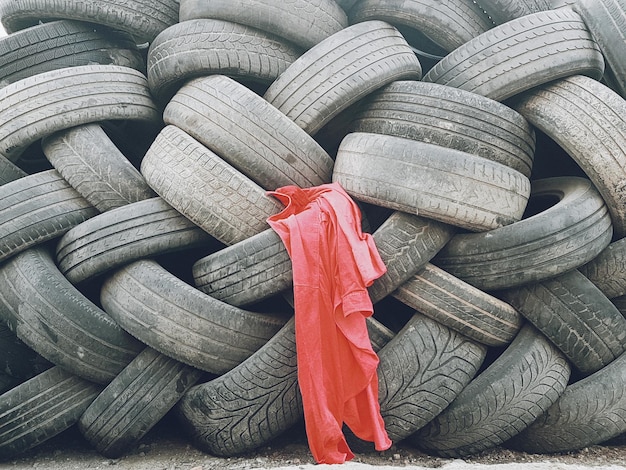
[422,9,604,101]
[393,263,523,347]
[78,348,203,458]
[349,80,536,177]
[579,237,626,299]
[178,0,347,50]
[0,0,179,43]
[0,20,145,87]
[502,270,626,375]
[413,324,570,457]
[434,177,613,291]
[0,246,143,384]
[0,367,101,459]
[55,197,213,285]
[140,125,283,246]
[162,75,334,190]
[348,0,493,52]
[474,0,552,24]
[333,132,531,232]
[0,64,160,163]
[100,260,287,374]
[42,124,156,212]
[0,155,26,186]
[263,20,422,135]
[511,75,626,238]
[147,19,302,103]
[193,212,455,306]
[0,169,96,263]
[508,350,626,453]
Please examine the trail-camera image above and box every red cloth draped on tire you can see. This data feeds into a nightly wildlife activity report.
[266,182,391,464]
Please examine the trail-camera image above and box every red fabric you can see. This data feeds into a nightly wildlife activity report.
[266,182,391,464]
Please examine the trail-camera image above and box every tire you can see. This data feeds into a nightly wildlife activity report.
[140,125,283,246]
[162,75,334,190]
[375,313,487,443]
[579,237,626,299]
[422,9,605,101]
[55,197,213,285]
[507,350,626,453]
[100,260,288,374]
[0,246,144,384]
[413,324,570,457]
[510,75,626,238]
[434,177,613,291]
[147,19,302,103]
[502,270,626,375]
[0,0,179,43]
[263,20,422,135]
[178,0,347,50]
[0,64,160,163]
[393,263,523,347]
[0,169,96,263]
[42,124,157,213]
[0,367,101,459]
[193,212,455,307]
[575,0,626,98]
[474,0,552,25]
[0,155,26,186]
[78,348,203,458]
[348,0,493,52]
[348,80,536,177]
[0,20,146,87]
[332,132,531,232]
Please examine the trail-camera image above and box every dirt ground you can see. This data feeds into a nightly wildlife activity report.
[5,415,626,470]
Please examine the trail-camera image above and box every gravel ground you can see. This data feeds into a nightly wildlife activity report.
[5,415,626,470]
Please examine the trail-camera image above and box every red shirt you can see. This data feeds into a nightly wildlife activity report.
[267,182,391,464]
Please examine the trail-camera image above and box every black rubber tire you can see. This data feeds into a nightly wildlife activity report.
[0,0,179,43]
[147,19,302,103]
[575,0,626,98]
[0,64,160,163]
[140,125,283,246]
[0,246,144,384]
[348,0,493,52]
[42,123,156,213]
[413,324,571,457]
[348,80,536,177]
[474,0,552,25]
[422,9,605,102]
[55,197,213,285]
[0,323,50,380]
[0,154,26,186]
[510,75,626,238]
[100,260,288,374]
[579,237,626,299]
[332,132,531,232]
[263,20,422,135]
[0,367,101,459]
[193,211,455,307]
[162,75,334,190]
[393,263,523,347]
[0,374,21,395]
[507,350,626,453]
[0,20,146,88]
[0,169,97,263]
[434,176,613,291]
[376,313,487,443]
[178,0,347,50]
[502,270,626,375]
[78,347,203,458]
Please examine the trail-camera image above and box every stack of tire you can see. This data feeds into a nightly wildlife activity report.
[1,0,626,462]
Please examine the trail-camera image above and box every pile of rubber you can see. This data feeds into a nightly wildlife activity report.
[3,0,626,462]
